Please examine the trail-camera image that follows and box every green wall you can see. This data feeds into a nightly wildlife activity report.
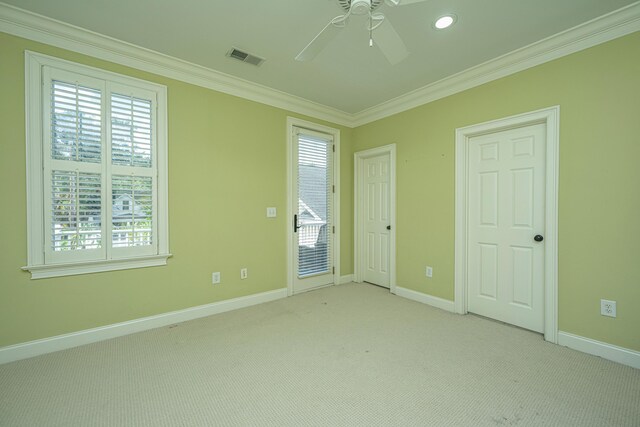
[0,32,352,347]
[1,29,639,353]
[352,32,640,351]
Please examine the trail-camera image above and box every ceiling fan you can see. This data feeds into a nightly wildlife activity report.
[295,0,429,65]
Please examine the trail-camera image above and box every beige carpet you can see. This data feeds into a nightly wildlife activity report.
[1,283,639,426]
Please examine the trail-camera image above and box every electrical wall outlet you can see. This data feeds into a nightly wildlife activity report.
[600,299,616,318]
[212,272,221,285]
[240,268,248,279]
[266,207,277,218]
[426,266,433,278]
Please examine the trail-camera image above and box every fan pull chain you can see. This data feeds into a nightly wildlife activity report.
[369,15,374,46]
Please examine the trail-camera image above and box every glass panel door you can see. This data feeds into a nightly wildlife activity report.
[293,128,334,292]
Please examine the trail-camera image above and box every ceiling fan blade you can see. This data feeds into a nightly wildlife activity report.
[386,0,429,6]
[295,16,347,62]
[373,17,409,65]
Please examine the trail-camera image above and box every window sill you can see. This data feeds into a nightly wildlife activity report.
[22,254,172,279]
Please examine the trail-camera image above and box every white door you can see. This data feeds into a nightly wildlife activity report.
[467,123,546,332]
[292,127,334,294]
[363,153,391,288]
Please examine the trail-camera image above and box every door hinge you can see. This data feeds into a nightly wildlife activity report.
[332,267,335,274]
[332,226,335,234]
[332,185,335,193]
[332,145,335,153]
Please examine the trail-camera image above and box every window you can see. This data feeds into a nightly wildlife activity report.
[24,52,170,279]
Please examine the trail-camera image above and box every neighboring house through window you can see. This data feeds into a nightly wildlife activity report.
[23,52,170,279]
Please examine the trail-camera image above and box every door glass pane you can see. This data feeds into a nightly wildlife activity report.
[297,133,332,278]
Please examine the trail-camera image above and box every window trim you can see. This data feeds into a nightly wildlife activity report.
[23,51,170,279]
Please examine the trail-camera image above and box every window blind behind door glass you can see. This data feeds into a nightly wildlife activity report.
[297,133,332,277]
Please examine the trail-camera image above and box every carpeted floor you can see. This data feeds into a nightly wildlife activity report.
[1,282,639,426]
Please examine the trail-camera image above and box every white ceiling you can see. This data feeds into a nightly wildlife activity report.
[3,0,638,114]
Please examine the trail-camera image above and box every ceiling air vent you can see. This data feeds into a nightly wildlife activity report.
[227,48,265,66]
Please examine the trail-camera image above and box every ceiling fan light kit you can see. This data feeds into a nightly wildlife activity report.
[296,0,431,65]
[351,0,372,15]
[338,0,383,13]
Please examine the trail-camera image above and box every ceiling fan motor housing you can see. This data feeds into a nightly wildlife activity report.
[338,0,383,14]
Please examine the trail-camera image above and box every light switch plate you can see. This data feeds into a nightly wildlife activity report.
[266,207,277,218]
[212,272,221,284]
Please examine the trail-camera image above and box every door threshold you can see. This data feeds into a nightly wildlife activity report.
[292,282,335,296]
[467,312,544,338]
[362,281,391,290]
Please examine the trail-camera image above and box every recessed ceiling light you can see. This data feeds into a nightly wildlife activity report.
[434,14,456,30]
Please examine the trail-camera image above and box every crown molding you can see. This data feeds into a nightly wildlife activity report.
[0,2,354,127]
[1,2,638,129]
[351,1,640,127]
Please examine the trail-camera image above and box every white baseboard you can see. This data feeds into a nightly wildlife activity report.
[0,288,288,365]
[395,286,455,313]
[558,331,640,370]
[339,274,354,284]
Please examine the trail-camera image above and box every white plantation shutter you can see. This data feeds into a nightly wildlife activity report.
[51,171,102,251]
[26,54,169,277]
[111,93,152,167]
[109,87,156,254]
[51,81,102,163]
[44,70,106,264]
[297,132,333,277]
[112,175,153,248]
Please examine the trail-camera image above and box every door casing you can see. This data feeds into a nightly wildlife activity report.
[354,144,396,293]
[287,117,340,296]
[454,106,559,343]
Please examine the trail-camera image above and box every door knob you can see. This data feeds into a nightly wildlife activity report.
[534,234,544,242]
[387,225,391,230]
